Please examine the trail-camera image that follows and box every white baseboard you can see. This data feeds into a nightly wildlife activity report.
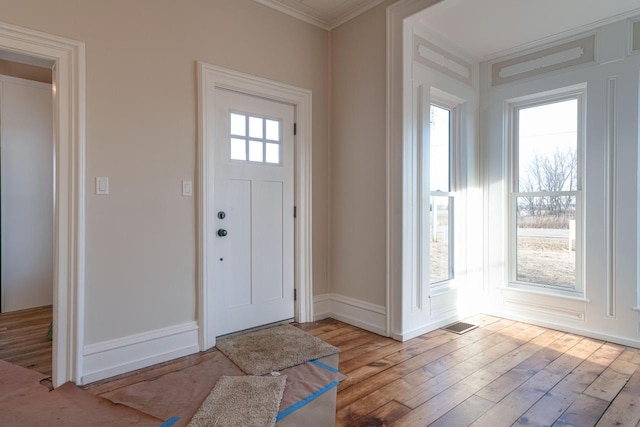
[313,293,387,336]
[487,308,640,349]
[391,315,460,342]
[313,293,332,320]
[81,322,199,384]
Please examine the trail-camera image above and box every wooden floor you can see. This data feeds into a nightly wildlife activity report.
[0,305,52,376]
[299,315,640,427]
[4,309,640,426]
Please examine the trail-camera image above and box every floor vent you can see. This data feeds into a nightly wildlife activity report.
[442,322,478,335]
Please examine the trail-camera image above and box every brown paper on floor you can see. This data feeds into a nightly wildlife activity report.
[103,350,244,427]
[0,359,49,400]
[0,381,162,426]
[104,350,346,426]
[277,361,347,411]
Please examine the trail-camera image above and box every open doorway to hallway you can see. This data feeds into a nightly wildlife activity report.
[0,53,54,377]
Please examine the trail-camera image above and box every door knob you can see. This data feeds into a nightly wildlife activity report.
[217,229,228,237]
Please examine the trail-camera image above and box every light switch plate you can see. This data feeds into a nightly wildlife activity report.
[96,176,109,195]
[182,180,193,197]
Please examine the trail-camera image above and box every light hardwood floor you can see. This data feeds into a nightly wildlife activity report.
[3,309,640,426]
[302,316,640,426]
[0,305,52,376]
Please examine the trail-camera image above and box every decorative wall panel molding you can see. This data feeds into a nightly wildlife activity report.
[413,35,473,86]
[491,35,595,86]
[633,20,640,53]
[429,288,458,317]
[606,77,617,318]
[503,297,585,322]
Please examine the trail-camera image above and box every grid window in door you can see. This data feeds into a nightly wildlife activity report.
[229,112,281,164]
[429,104,454,285]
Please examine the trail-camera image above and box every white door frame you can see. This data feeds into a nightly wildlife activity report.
[0,22,86,386]
[197,62,313,350]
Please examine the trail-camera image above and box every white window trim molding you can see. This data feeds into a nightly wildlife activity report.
[387,0,443,340]
[506,86,586,296]
[0,21,86,387]
[197,62,313,350]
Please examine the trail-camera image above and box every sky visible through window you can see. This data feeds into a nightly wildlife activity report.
[430,105,450,192]
[518,99,578,192]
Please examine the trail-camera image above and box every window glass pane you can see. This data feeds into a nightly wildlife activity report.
[518,99,578,193]
[265,143,280,164]
[249,140,263,162]
[230,113,246,136]
[516,195,576,287]
[249,116,263,139]
[266,119,280,141]
[430,196,452,284]
[430,105,450,192]
[230,138,246,161]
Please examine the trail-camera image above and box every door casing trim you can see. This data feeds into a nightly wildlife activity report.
[0,21,86,386]
[197,62,313,350]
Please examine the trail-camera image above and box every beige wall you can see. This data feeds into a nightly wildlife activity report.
[329,1,394,306]
[0,0,329,343]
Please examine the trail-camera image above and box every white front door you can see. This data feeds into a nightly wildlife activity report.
[212,88,294,336]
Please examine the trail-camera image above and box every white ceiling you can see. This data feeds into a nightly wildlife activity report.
[415,0,640,61]
[254,0,386,30]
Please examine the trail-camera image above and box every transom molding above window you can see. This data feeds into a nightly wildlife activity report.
[491,35,595,86]
[413,35,473,86]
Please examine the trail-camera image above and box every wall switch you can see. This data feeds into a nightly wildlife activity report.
[182,180,193,197]
[96,176,109,195]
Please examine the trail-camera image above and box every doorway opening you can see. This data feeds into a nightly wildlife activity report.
[0,56,54,376]
[0,21,85,387]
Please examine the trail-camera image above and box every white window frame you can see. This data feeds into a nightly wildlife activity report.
[228,110,283,165]
[424,93,460,292]
[507,86,585,295]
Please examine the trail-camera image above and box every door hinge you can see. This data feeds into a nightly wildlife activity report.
[294,289,297,301]
[294,206,297,218]
[294,123,297,135]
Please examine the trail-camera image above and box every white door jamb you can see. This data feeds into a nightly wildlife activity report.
[197,62,313,350]
[0,21,86,387]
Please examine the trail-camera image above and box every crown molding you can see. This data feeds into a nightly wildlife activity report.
[253,0,387,31]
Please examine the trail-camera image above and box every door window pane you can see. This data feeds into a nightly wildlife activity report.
[249,116,263,139]
[266,119,280,141]
[230,113,246,136]
[230,138,246,161]
[265,143,280,164]
[249,140,263,162]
